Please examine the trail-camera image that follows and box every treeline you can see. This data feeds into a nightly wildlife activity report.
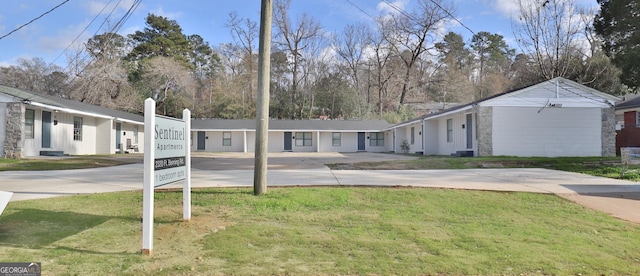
[0,0,636,122]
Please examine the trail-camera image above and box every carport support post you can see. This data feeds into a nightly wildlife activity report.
[253,0,271,195]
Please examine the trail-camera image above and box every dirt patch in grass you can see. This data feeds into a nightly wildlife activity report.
[131,204,236,273]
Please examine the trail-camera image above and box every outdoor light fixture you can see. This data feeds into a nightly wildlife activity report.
[462,124,465,129]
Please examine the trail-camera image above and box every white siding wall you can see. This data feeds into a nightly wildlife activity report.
[291,131,316,152]
[22,107,42,156]
[492,107,601,156]
[434,113,471,155]
[200,131,245,152]
[366,132,388,152]
[423,120,439,155]
[318,132,359,152]
[246,131,256,152]
[95,119,112,154]
[52,113,97,155]
[268,131,285,152]
[394,122,423,153]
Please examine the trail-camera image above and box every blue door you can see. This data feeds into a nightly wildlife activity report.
[284,132,292,151]
[41,111,51,148]
[357,132,365,151]
[197,131,206,150]
[115,123,122,150]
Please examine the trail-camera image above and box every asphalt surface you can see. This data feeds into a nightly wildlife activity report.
[1,152,640,224]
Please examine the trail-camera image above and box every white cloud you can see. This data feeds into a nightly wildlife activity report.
[85,0,138,16]
[37,22,91,57]
[376,0,409,15]
[493,0,519,18]
[0,60,13,67]
[150,6,184,20]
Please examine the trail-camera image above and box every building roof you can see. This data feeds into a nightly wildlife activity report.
[387,77,619,130]
[0,85,143,123]
[192,119,392,132]
[615,94,640,110]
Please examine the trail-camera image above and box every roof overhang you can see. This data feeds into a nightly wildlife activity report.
[28,102,144,125]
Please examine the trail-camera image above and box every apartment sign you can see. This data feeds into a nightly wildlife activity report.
[154,116,187,187]
[142,98,192,256]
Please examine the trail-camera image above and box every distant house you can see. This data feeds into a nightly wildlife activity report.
[386,78,620,157]
[190,119,392,153]
[0,85,145,158]
[614,95,640,155]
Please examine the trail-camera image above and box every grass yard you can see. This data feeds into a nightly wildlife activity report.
[0,156,134,171]
[1,187,639,275]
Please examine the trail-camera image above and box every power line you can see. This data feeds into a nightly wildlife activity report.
[345,0,375,21]
[424,0,477,37]
[381,0,415,21]
[50,0,117,66]
[0,0,70,40]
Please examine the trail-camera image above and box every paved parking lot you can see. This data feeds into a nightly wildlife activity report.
[2,152,640,224]
[189,152,418,170]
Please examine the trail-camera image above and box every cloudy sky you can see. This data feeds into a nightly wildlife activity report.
[0,0,599,67]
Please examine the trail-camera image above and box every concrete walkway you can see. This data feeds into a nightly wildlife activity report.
[1,161,640,224]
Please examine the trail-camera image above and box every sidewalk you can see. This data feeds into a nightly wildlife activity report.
[1,163,640,224]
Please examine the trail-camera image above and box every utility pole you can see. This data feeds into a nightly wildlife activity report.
[253,0,272,195]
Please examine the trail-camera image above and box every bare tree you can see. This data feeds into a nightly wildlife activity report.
[68,57,140,112]
[381,0,453,105]
[334,23,372,102]
[139,56,196,116]
[272,0,323,118]
[511,0,584,80]
[226,12,259,105]
[367,29,395,116]
[0,57,67,96]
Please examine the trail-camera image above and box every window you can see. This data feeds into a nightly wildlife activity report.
[73,116,83,141]
[370,132,384,147]
[25,109,35,139]
[223,131,232,146]
[295,132,312,146]
[332,132,341,146]
[134,125,139,143]
[636,112,640,127]
[410,127,415,144]
[446,119,453,142]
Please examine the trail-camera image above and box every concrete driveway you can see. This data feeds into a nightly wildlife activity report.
[1,152,639,224]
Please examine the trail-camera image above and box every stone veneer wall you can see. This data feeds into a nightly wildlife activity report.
[601,107,616,157]
[476,106,492,156]
[4,102,25,158]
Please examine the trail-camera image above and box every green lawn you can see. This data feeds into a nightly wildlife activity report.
[0,156,133,171]
[1,188,639,275]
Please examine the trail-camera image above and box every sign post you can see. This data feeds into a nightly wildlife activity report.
[142,98,191,255]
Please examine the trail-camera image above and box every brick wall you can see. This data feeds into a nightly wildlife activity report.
[616,111,640,155]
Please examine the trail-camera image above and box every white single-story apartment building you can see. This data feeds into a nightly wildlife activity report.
[0,85,145,158]
[386,77,620,157]
[1,77,618,158]
[190,119,392,153]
